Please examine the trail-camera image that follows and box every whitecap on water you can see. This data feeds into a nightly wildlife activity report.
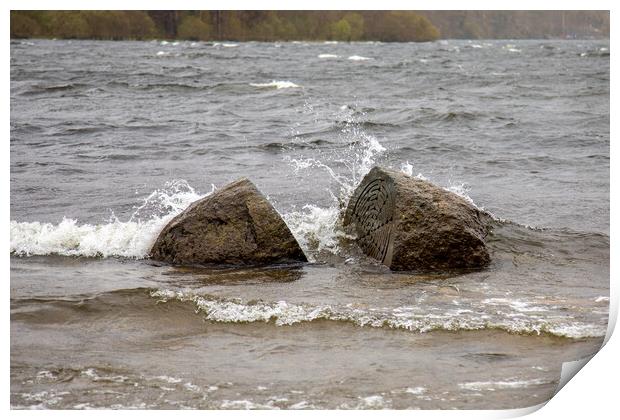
[348,55,372,61]
[503,45,522,53]
[318,54,339,59]
[250,80,300,89]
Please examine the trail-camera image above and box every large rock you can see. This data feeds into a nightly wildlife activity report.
[343,167,490,271]
[150,178,307,266]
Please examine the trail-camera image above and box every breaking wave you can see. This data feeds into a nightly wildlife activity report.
[150,289,607,339]
[10,180,211,258]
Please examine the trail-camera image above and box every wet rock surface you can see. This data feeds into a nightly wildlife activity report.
[344,167,491,271]
[150,178,307,266]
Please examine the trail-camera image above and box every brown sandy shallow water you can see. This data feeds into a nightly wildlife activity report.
[11,284,604,410]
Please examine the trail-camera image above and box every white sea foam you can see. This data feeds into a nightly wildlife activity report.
[358,395,386,408]
[289,401,314,409]
[153,375,182,384]
[150,290,606,338]
[348,55,372,61]
[318,54,339,59]
[287,133,385,199]
[283,204,344,257]
[281,123,387,257]
[183,382,201,392]
[80,368,128,383]
[405,387,427,395]
[482,298,551,313]
[504,45,522,53]
[250,80,300,89]
[400,161,414,176]
[36,370,56,380]
[444,181,481,209]
[10,180,209,258]
[458,378,549,391]
[220,399,274,409]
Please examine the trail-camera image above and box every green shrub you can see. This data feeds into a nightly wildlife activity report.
[330,19,352,41]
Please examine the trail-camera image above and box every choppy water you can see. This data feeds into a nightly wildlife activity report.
[10,39,609,409]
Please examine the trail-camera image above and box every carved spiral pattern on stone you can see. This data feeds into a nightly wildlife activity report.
[349,177,396,264]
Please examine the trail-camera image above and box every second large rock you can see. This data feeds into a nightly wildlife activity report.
[150,178,307,266]
[343,167,491,271]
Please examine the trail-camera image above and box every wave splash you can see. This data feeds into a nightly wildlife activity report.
[10,105,483,260]
[10,180,210,258]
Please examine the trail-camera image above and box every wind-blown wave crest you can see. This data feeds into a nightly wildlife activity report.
[150,289,606,339]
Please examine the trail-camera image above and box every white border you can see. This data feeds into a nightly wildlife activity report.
[4,1,616,419]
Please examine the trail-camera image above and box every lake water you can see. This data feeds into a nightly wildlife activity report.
[10,38,609,409]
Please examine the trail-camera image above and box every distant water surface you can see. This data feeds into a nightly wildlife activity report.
[10,39,609,409]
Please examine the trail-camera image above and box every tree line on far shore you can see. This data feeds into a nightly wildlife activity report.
[11,10,609,42]
[10,11,440,42]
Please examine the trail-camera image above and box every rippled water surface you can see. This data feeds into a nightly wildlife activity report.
[10,39,609,409]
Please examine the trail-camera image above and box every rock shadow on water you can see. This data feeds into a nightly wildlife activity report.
[155,263,305,287]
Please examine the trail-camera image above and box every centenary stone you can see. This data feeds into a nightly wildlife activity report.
[343,167,490,271]
[150,178,307,266]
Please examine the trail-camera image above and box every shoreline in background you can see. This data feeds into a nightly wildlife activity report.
[10,37,611,42]
[11,11,610,43]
